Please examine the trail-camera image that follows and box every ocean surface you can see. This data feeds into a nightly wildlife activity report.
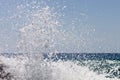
[0,53,120,80]
[44,53,120,60]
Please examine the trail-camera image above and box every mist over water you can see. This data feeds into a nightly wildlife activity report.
[0,0,120,80]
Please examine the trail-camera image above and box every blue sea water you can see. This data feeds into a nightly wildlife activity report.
[44,53,120,60]
[0,53,120,80]
[44,53,120,79]
[1,53,120,60]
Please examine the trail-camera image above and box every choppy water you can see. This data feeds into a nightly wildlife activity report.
[0,53,120,80]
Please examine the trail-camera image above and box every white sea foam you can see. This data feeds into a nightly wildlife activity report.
[0,55,119,80]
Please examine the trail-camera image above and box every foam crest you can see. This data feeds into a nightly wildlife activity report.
[50,61,119,80]
[0,56,119,80]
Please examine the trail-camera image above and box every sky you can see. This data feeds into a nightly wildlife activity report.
[0,0,120,53]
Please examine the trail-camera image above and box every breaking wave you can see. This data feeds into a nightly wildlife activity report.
[0,0,119,80]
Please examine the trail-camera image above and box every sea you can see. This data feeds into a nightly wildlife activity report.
[0,53,120,80]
